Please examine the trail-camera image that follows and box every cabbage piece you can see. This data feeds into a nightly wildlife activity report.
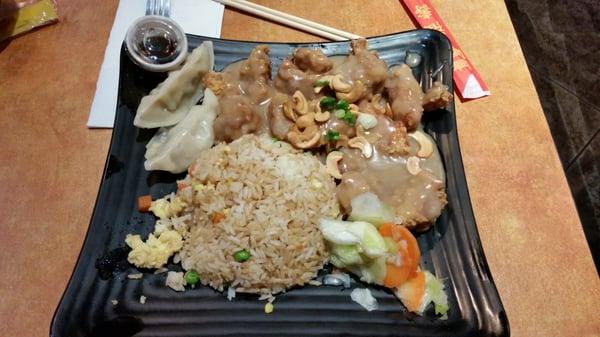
[348,192,395,228]
[330,244,363,266]
[350,288,379,311]
[319,218,388,285]
[319,219,386,258]
[424,271,449,319]
[349,256,386,284]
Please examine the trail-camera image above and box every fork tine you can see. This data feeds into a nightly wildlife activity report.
[159,0,165,16]
[148,0,156,15]
[145,0,152,15]
[164,0,171,17]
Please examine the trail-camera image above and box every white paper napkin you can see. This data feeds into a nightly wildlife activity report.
[87,0,224,128]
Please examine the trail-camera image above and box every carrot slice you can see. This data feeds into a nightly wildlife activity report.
[396,271,426,312]
[384,262,413,287]
[379,223,395,237]
[177,181,189,191]
[395,226,421,269]
[211,212,225,224]
[137,195,152,212]
[382,224,421,288]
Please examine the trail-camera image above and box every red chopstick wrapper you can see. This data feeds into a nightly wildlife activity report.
[401,0,490,99]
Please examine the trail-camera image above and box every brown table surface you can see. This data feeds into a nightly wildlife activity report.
[1,1,599,336]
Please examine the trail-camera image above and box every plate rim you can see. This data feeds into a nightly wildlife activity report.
[50,29,509,337]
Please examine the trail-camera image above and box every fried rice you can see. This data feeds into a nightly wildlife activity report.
[175,134,340,295]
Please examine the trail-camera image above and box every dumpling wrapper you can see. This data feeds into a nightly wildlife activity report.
[144,88,218,173]
[134,41,214,129]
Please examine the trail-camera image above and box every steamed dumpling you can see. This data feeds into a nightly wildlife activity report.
[144,89,218,173]
[134,41,214,129]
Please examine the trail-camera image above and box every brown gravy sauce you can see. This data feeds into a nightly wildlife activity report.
[214,52,446,225]
[337,129,445,225]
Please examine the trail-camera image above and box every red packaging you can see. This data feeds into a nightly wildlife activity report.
[402,0,490,99]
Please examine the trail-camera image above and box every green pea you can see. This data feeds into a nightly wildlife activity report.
[320,96,336,109]
[335,99,349,110]
[233,249,251,262]
[185,270,200,285]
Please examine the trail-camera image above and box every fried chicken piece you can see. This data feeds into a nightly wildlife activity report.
[422,81,453,111]
[384,64,424,131]
[363,114,411,156]
[331,39,389,99]
[213,94,262,142]
[375,126,410,156]
[238,45,272,103]
[267,93,295,140]
[292,48,333,73]
[274,48,332,99]
[357,94,392,117]
[403,189,447,232]
[202,71,228,96]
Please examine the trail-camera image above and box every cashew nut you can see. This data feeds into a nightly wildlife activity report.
[282,99,296,122]
[406,156,422,175]
[336,80,365,103]
[296,112,316,129]
[371,94,388,115]
[292,90,309,115]
[409,130,434,158]
[348,103,360,114]
[287,125,320,149]
[331,74,352,93]
[313,104,330,122]
[313,75,333,94]
[326,151,344,179]
[348,136,373,158]
[384,102,393,118]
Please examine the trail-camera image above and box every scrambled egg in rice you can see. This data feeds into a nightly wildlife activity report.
[125,231,183,269]
[125,194,187,269]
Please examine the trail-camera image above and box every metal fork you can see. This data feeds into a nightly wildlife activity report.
[146,0,171,16]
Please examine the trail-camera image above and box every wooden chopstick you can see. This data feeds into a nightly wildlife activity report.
[213,0,362,41]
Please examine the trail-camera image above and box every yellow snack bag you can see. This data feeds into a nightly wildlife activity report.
[0,0,59,42]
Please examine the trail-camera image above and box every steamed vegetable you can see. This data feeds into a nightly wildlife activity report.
[348,192,395,227]
[395,270,426,312]
[319,219,387,258]
[424,271,449,319]
[233,249,251,262]
[379,223,421,288]
[185,270,200,285]
[138,195,152,212]
[320,218,449,318]
[394,270,449,319]
[350,288,379,311]
[319,219,388,284]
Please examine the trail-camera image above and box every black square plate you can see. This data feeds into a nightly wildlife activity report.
[51,31,509,337]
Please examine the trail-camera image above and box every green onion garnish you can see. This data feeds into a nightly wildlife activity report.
[326,130,340,141]
[320,96,336,109]
[334,109,346,118]
[313,80,330,87]
[341,112,357,126]
[335,99,349,110]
